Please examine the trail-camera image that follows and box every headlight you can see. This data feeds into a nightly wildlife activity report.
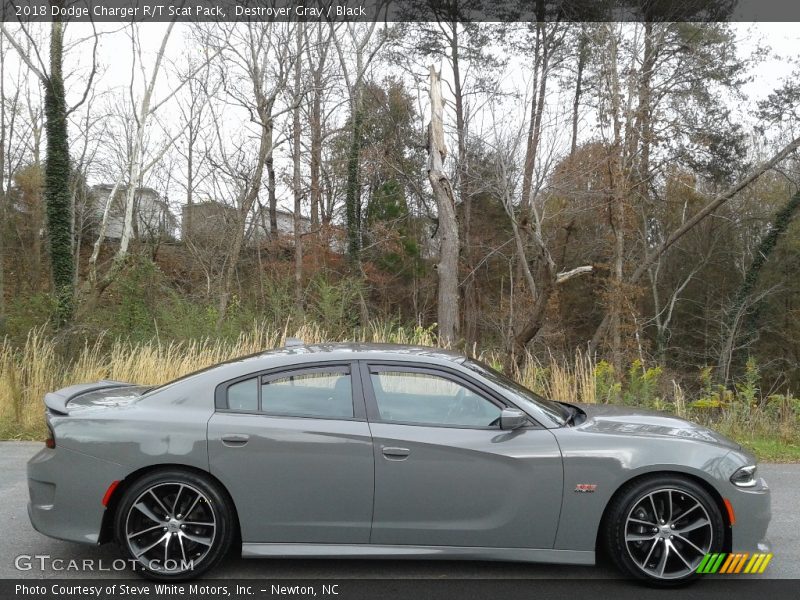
[730,465,757,488]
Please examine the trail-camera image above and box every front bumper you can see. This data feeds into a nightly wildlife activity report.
[27,446,126,545]
[727,476,771,554]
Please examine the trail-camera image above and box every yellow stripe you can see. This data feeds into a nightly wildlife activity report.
[749,554,766,573]
[734,553,750,573]
[744,554,760,573]
[720,554,736,573]
[758,554,774,573]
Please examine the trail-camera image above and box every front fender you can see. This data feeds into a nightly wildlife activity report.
[551,427,741,552]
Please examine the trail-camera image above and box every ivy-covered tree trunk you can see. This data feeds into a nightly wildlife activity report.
[345,95,363,260]
[717,191,800,383]
[44,17,74,324]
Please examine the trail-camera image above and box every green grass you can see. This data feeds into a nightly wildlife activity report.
[737,436,800,463]
[0,419,44,441]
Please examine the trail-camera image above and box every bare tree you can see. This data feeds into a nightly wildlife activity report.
[1,18,99,321]
[427,66,459,344]
[304,23,334,230]
[201,21,295,326]
[331,21,387,260]
[292,24,306,307]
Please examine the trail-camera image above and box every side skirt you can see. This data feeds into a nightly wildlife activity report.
[241,543,595,565]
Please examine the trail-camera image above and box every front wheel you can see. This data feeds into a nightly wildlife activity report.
[114,469,234,581]
[604,476,724,586]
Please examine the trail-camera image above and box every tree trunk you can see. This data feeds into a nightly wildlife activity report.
[88,175,124,286]
[604,25,626,374]
[0,39,5,320]
[717,191,800,383]
[345,95,363,260]
[44,18,74,323]
[570,27,587,157]
[119,23,175,258]
[267,127,277,237]
[520,22,550,212]
[217,102,273,328]
[450,23,476,345]
[428,66,459,345]
[309,52,322,230]
[293,26,303,308]
[186,124,194,240]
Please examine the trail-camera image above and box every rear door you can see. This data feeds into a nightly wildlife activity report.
[362,362,563,549]
[208,361,374,543]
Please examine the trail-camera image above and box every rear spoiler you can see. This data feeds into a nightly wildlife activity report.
[44,381,130,415]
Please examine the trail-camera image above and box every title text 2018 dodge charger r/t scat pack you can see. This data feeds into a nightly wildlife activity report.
[27,342,770,585]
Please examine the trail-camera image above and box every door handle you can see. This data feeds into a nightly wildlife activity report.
[221,434,250,447]
[382,446,410,460]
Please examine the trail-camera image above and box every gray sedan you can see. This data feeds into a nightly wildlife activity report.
[27,342,770,585]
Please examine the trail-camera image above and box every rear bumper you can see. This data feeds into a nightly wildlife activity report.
[728,477,771,554]
[27,446,126,545]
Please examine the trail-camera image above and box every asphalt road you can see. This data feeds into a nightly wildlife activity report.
[1,441,797,580]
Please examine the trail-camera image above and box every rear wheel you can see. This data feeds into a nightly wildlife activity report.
[604,476,724,586]
[114,469,234,580]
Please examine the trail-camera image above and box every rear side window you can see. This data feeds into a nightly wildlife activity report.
[227,378,258,411]
[261,368,353,419]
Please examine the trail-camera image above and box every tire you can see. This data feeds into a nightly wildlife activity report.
[603,475,724,587]
[114,469,234,581]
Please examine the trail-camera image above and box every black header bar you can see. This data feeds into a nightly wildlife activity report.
[1,0,799,23]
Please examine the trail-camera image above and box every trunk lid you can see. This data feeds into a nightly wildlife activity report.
[44,381,147,415]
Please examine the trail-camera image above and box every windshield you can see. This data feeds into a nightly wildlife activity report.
[463,359,570,426]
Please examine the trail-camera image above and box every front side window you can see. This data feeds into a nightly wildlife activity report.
[370,370,501,428]
[462,359,569,426]
[261,368,353,419]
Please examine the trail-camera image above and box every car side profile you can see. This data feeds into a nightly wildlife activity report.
[27,342,770,585]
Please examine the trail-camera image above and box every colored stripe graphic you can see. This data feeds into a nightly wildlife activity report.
[719,554,736,573]
[696,554,713,573]
[744,554,760,573]
[697,552,772,575]
[734,553,750,573]
[758,554,773,573]
[710,553,726,573]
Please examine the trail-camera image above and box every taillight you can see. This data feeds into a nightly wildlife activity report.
[45,425,55,449]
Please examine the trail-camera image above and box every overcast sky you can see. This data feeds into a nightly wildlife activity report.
[3,21,798,219]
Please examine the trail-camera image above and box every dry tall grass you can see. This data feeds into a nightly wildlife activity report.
[0,322,599,439]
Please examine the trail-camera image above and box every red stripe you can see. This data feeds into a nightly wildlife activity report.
[102,481,121,507]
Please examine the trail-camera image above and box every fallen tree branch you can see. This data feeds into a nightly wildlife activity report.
[556,265,593,284]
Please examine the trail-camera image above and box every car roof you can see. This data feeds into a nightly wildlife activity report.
[254,342,467,363]
[151,342,468,392]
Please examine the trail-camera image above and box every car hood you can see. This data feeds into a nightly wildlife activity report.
[572,403,741,451]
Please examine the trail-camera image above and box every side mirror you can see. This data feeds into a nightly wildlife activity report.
[500,407,528,430]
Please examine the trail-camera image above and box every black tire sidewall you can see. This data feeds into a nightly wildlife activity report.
[114,469,234,581]
[604,475,725,587]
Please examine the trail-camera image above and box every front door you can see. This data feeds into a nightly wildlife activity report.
[208,362,374,544]
[363,363,563,549]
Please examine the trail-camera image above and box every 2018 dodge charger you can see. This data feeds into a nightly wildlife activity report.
[27,342,770,584]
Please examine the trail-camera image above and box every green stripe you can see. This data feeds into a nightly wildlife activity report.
[709,553,727,573]
[696,554,714,573]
